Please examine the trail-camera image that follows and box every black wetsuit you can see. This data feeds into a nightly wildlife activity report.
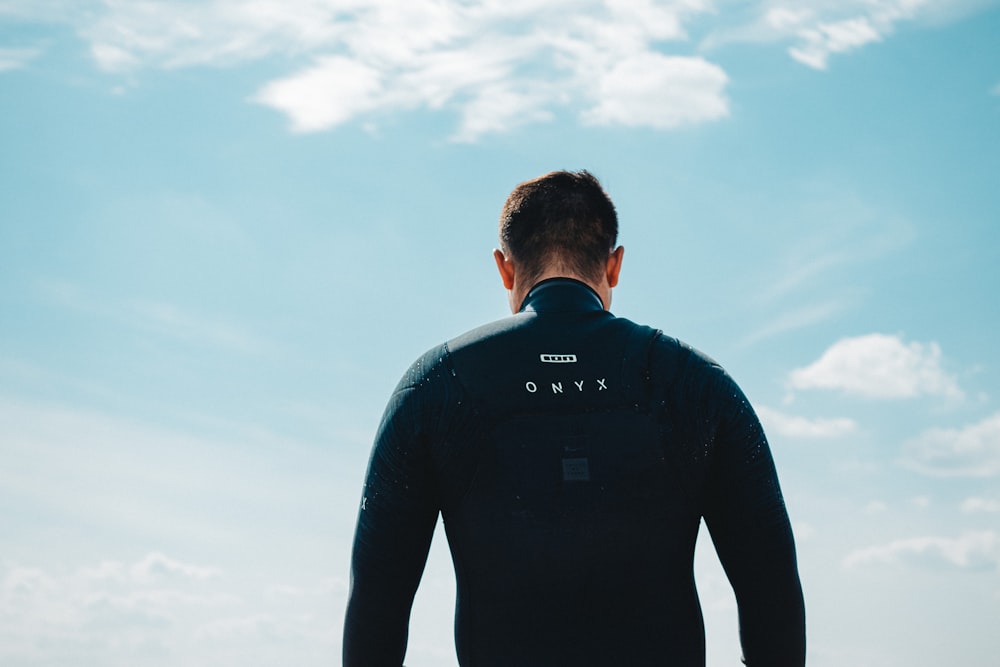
[344,279,805,667]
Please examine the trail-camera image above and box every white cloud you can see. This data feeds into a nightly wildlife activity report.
[2,566,58,597]
[264,577,346,601]
[0,395,355,663]
[843,530,1000,571]
[1,554,231,646]
[580,53,728,129]
[452,82,555,142]
[79,555,219,585]
[788,17,882,70]
[82,0,343,70]
[90,42,139,71]
[252,3,729,139]
[764,7,812,32]
[704,0,994,70]
[7,1,996,135]
[58,0,730,139]
[252,56,384,133]
[756,405,857,438]
[962,497,1000,513]
[196,613,277,640]
[0,46,41,71]
[0,556,339,664]
[130,553,220,583]
[788,333,963,400]
[901,412,1000,477]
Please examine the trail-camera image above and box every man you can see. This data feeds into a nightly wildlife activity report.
[344,170,805,666]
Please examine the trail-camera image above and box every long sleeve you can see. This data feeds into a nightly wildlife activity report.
[343,358,442,667]
[702,373,806,667]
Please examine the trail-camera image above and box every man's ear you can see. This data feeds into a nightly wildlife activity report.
[494,248,515,290]
[606,246,624,288]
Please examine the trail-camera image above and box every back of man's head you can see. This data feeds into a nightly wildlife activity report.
[499,170,618,288]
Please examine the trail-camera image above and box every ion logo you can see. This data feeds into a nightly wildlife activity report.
[540,354,577,363]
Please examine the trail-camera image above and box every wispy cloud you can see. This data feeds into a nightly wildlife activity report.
[786,15,883,70]
[7,1,994,137]
[66,0,732,140]
[704,0,990,71]
[254,2,728,140]
[864,500,889,514]
[0,555,341,664]
[1,554,230,658]
[0,396,356,555]
[756,188,916,301]
[843,530,1000,571]
[756,405,857,438]
[37,280,270,355]
[788,333,963,400]
[740,192,915,346]
[0,394,359,663]
[0,46,41,71]
[740,299,847,346]
[129,553,220,583]
[757,251,852,304]
[901,412,1000,477]
[126,299,269,354]
[961,497,1000,513]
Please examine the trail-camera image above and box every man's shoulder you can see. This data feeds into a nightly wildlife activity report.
[389,315,522,392]
[439,310,723,372]
[441,310,723,384]
[644,331,746,409]
[648,330,723,372]
[445,311,532,354]
[390,341,452,394]
[389,311,740,426]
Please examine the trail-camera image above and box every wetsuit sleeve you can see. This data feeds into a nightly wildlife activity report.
[343,355,443,667]
[701,372,806,667]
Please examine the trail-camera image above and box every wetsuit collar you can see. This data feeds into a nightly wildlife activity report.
[519,278,606,314]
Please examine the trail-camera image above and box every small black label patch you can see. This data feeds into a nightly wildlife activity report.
[541,354,577,363]
[562,457,590,482]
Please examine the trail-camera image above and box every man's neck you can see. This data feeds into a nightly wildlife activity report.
[512,270,610,313]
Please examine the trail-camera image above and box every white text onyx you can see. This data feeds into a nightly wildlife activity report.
[525,378,608,394]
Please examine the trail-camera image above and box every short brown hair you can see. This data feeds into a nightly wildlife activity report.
[499,170,618,287]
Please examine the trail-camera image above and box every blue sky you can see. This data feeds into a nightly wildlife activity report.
[1,1,999,665]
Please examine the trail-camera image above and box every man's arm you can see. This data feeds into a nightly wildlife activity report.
[343,374,440,667]
[702,374,806,667]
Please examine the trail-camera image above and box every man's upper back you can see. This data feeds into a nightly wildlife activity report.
[346,278,804,666]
